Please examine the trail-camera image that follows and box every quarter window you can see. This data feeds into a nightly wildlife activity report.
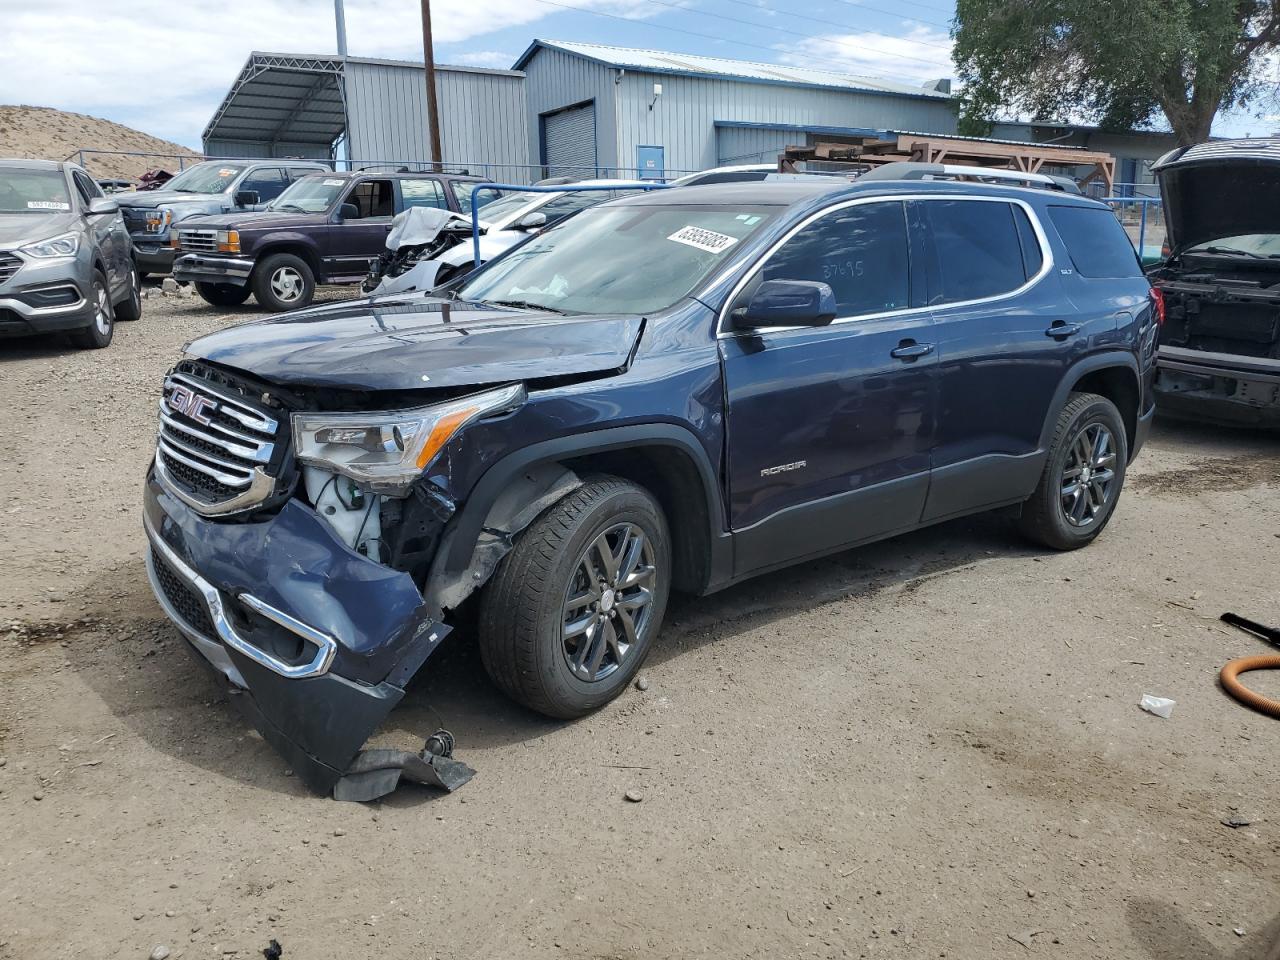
[760,200,910,317]
[924,199,1030,305]
[1048,205,1144,278]
[401,179,448,210]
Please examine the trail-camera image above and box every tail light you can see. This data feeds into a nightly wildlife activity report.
[1149,287,1166,326]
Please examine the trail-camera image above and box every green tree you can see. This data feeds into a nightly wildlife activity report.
[952,0,1280,145]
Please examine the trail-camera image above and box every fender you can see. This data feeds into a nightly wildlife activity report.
[253,234,323,270]
[1037,350,1141,452]
[430,424,733,606]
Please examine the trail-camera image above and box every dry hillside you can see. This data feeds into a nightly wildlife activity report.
[0,105,200,180]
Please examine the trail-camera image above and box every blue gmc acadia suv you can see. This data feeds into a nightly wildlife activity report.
[142,175,1159,798]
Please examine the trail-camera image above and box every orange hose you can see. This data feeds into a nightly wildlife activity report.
[1220,654,1280,718]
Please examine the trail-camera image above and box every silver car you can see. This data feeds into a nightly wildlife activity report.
[0,159,142,349]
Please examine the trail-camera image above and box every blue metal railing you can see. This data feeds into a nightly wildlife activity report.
[1099,196,1164,261]
[467,181,673,268]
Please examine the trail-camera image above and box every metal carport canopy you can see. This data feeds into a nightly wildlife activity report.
[202,52,346,149]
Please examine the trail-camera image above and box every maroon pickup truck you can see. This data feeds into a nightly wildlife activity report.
[171,170,501,311]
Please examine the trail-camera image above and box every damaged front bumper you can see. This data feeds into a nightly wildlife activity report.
[1155,346,1280,426]
[142,469,468,798]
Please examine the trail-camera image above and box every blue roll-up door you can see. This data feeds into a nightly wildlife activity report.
[542,103,596,178]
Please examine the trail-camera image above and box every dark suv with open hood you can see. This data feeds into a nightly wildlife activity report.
[142,178,1158,799]
[1149,138,1280,425]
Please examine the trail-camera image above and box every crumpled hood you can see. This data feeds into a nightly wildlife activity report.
[0,212,80,248]
[1155,154,1280,253]
[185,295,644,391]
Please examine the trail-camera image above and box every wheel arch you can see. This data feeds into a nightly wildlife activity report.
[253,238,323,277]
[428,425,730,611]
[1040,353,1141,460]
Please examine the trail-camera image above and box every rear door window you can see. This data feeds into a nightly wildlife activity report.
[923,199,1031,304]
[761,200,910,317]
[1048,205,1144,278]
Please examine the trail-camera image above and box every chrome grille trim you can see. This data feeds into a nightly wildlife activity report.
[158,405,274,463]
[0,252,21,284]
[178,229,218,253]
[155,454,278,517]
[157,435,253,488]
[167,372,278,434]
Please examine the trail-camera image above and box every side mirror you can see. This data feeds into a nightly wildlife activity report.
[337,202,360,222]
[734,279,837,330]
[87,197,118,216]
[234,189,260,208]
[515,211,547,232]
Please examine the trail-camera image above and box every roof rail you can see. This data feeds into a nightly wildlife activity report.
[856,161,1077,191]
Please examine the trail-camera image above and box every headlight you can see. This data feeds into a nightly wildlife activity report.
[144,209,172,233]
[216,229,240,253]
[20,232,80,259]
[292,383,525,493]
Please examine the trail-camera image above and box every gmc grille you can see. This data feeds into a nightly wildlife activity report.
[0,252,21,284]
[178,230,218,253]
[156,368,282,515]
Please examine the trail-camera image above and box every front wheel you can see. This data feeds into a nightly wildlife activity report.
[478,476,671,719]
[196,282,251,307]
[1019,392,1128,550]
[251,253,315,311]
[68,271,115,349]
[114,260,143,321]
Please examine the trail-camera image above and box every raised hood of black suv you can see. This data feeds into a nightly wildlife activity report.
[184,296,644,391]
[1154,143,1280,253]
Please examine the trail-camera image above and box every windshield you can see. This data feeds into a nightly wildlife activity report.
[163,163,246,194]
[268,176,348,213]
[471,190,539,225]
[1186,233,1280,259]
[0,168,72,213]
[451,182,504,211]
[458,203,778,315]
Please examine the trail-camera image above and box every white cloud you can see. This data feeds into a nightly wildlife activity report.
[0,0,655,147]
[776,25,955,86]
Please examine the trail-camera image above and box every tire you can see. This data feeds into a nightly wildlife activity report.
[1019,392,1128,550]
[196,282,251,307]
[68,270,114,349]
[478,476,671,719]
[251,253,315,311]
[114,260,143,321]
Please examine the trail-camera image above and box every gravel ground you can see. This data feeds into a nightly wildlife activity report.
[0,286,1278,960]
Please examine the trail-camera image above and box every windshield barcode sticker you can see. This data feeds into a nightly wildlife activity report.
[667,225,739,254]
[27,200,70,210]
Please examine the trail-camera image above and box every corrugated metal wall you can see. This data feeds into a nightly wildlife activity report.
[714,126,802,165]
[204,139,333,160]
[612,69,959,173]
[519,46,619,174]
[344,60,529,175]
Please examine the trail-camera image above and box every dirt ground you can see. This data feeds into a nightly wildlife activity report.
[1,286,1277,960]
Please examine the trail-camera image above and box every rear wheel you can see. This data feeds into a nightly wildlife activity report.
[1019,392,1128,550]
[478,476,671,719]
[252,253,315,311]
[114,260,143,321]
[68,271,114,349]
[195,282,251,307]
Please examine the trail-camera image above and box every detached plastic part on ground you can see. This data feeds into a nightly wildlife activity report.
[334,731,476,803]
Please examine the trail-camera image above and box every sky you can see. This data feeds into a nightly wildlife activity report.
[0,0,1275,150]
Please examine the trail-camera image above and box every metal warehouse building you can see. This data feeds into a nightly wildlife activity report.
[514,40,957,178]
[201,43,1178,187]
[202,51,529,171]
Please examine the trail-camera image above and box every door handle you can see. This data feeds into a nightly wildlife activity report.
[1045,321,1082,340]
[890,340,934,361]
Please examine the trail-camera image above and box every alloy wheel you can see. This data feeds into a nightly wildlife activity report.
[270,266,304,302]
[93,282,111,335]
[1060,422,1117,527]
[561,522,657,682]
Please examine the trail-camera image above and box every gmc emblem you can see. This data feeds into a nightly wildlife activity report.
[167,383,218,426]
